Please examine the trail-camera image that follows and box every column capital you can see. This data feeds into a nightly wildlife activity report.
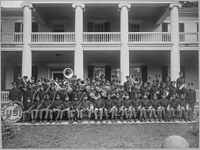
[118,3,131,10]
[72,3,85,11]
[21,2,33,9]
[169,3,182,9]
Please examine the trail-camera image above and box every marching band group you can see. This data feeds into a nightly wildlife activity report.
[8,70,196,124]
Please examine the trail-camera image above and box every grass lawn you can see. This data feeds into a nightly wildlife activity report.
[2,122,199,148]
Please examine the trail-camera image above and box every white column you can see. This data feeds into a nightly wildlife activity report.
[22,3,32,78]
[198,1,200,91]
[169,3,182,81]
[72,3,85,79]
[119,3,131,84]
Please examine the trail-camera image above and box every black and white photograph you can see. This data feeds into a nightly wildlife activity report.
[0,0,199,149]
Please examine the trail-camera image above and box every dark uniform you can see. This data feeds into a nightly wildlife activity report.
[176,97,186,121]
[185,86,196,111]
[158,97,168,121]
[140,97,150,121]
[94,99,105,121]
[22,99,35,122]
[123,98,134,120]
[104,98,115,120]
[8,84,21,102]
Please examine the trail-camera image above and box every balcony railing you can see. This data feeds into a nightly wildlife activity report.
[1,33,23,44]
[83,32,121,43]
[31,32,75,44]
[179,32,198,43]
[1,32,199,45]
[129,32,171,43]
[1,91,9,103]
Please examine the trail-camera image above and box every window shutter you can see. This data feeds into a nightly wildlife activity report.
[105,65,111,81]
[104,22,110,32]
[88,65,94,78]
[141,65,147,82]
[32,65,38,81]
[14,66,21,81]
[162,65,168,82]
[32,23,38,32]
[88,22,94,32]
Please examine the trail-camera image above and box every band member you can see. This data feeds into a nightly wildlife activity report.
[140,82,150,97]
[104,94,115,123]
[130,94,139,122]
[167,93,177,122]
[185,82,196,112]
[140,93,150,122]
[47,81,57,100]
[176,93,187,121]
[157,93,168,122]
[31,94,42,124]
[113,93,124,122]
[123,94,133,122]
[94,93,105,123]
[148,94,158,122]
[53,93,64,123]
[124,76,132,94]
[176,72,186,95]
[169,81,177,98]
[22,96,35,123]
[79,95,93,123]
[37,85,47,100]
[42,93,54,123]
[8,82,21,103]
[60,95,72,123]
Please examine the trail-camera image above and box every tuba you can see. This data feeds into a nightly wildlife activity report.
[63,68,73,79]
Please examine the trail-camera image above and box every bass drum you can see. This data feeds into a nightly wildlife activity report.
[1,101,23,123]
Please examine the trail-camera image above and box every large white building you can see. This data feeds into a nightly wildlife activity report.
[1,0,199,95]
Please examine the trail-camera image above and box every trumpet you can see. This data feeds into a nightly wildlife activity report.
[63,68,73,79]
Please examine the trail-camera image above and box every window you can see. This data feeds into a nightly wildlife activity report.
[179,23,185,41]
[87,22,110,32]
[53,24,65,32]
[15,22,23,32]
[162,23,168,32]
[32,22,38,32]
[129,23,140,32]
[162,23,170,41]
[14,22,38,32]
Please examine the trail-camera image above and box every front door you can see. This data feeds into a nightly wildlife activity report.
[51,71,64,80]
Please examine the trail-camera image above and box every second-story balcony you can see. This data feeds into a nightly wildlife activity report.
[1,32,198,46]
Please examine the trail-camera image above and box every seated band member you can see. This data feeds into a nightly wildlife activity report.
[60,95,72,123]
[104,93,115,123]
[53,93,64,123]
[123,94,134,122]
[158,93,168,122]
[176,93,187,122]
[140,93,150,122]
[71,94,81,123]
[22,96,35,123]
[113,93,123,122]
[132,93,142,122]
[167,93,177,122]
[94,93,105,123]
[30,94,42,124]
[148,94,158,122]
[80,95,93,123]
[42,93,54,124]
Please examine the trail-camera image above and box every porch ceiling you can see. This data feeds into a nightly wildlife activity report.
[33,3,169,21]
[32,51,74,63]
[84,50,120,65]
